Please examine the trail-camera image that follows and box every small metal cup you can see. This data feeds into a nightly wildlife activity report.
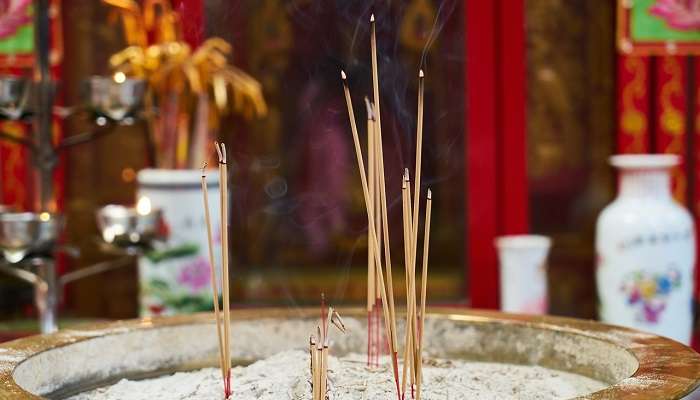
[0,212,64,263]
[96,204,162,246]
[83,76,146,122]
[0,76,32,120]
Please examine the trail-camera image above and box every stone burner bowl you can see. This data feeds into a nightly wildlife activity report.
[0,308,699,399]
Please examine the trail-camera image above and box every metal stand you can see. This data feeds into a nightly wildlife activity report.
[0,253,138,333]
[0,1,148,334]
[33,258,57,333]
[34,0,54,211]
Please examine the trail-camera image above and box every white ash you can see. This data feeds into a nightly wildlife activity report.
[68,350,607,400]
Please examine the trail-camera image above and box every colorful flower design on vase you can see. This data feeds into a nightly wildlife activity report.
[620,268,682,324]
[176,256,212,294]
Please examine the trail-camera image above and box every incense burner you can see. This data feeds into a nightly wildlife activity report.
[0,308,698,399]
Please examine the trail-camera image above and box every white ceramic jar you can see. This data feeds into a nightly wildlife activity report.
[495,235,551,315]
[596,154,695,344]
[137,169,221,316]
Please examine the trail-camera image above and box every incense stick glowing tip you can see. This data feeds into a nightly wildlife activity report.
[370,13,375,23]
[419,69,424,78]
[427,188,432,199]
[341,70,347,80]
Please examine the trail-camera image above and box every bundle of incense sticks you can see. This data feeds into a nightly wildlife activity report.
[365,96,385,368]
[341,14,433,400]
[310,303,346,400]
[201,142,233,398]
[400,68,431,400]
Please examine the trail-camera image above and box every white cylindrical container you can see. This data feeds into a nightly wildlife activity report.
[137,169,221,316]
[495,235,551,315]
[596,154,695,344]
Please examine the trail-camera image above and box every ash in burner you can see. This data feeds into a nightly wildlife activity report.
[68,350,607,400]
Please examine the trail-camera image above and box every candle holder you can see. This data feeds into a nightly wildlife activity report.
[0,212,63,264]
[0,206,164,334]
[95,201,164,249]
[0,76,32,120]
[0,212,64,333]
[83,75,146,125]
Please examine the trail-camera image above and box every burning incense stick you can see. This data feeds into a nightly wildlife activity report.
[215,142,232,397]
[371,15,399,363]
[365,98,377,367]
[411,70,425,301]
[341,69,400,399]
[416,189,432,400]
[366,97,376,316]
[400,171,413,397]
[200,163,226,386]
[373,108,384,368]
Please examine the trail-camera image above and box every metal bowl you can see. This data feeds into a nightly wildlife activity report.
[83,76,146,122]
[0,308,698,399]
[0,212,64,263]
[0,76,32,120]
[95,204,162,246]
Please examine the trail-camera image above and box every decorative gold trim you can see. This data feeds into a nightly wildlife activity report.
[620,55,649,153]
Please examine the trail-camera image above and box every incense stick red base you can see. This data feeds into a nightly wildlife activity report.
[391,350,401,400]
[367,301,385,368]
[367,311,372,366]
[224,370,231,398]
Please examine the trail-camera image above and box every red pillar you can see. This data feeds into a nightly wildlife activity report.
[172,0,204,48]
[465,0,528,309]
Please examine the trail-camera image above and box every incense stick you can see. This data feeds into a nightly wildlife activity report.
[200,163,226,386]
[365,97,377,367]
[215,142,232,397]
[375,118,401,387]
[309,334,316,379]
[411,69,425,289]
[416,189,432,400]
[366,97,376,317]
[400,171,413,397]
[313,326,322,400]
[373,107,383,367]
[371,14,399,362]
[341,69,400,399]
[321,337,329,399]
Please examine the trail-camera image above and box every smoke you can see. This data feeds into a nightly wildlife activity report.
[206,0,465,307]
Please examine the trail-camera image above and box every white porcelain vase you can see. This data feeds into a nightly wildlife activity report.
[137,169,221,316]
[596,154,695,344]
[495,235,551,315]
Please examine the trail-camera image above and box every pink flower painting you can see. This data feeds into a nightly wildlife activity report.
[0,0,31,39]
[650,0,700,30]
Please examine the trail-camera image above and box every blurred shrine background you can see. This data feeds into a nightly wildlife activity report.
[0,0,698,348]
